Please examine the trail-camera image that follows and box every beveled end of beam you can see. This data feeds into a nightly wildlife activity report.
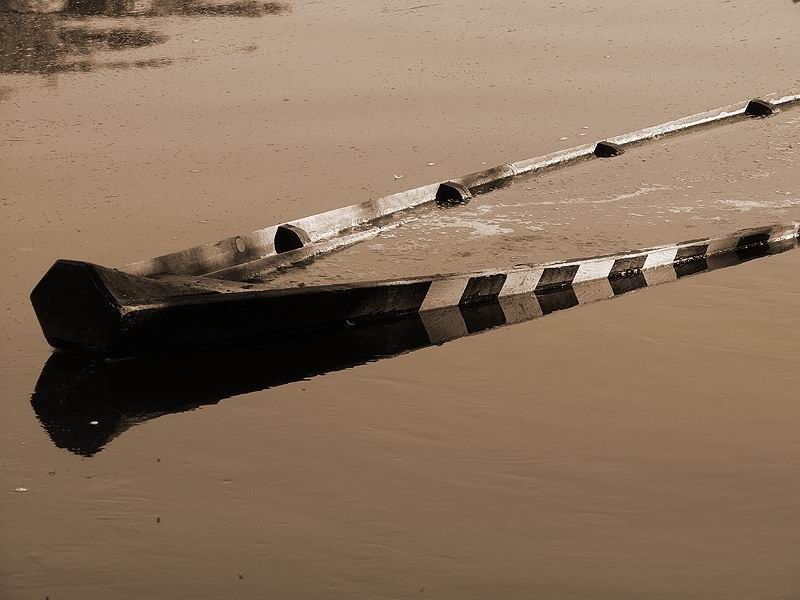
[30,260,122,353]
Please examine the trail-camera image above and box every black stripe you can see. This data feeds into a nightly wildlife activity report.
[735,242,772,262]
[609,272,648,296]
[460,273,507,305]
[736,232,770,248]
[459,301,507,334]
[675,244,709,261]
[768,238,799,254]
[704,244,768,272]
[535,287,579,314]
[610,254,647,277]
[535,265,580,292]
[674,258,708,278]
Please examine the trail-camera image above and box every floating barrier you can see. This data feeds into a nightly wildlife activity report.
[32,227,800,455]
[120,91,798,281]
[31,222,799,356]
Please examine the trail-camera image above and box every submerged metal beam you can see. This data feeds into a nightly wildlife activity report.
[31,222,799,357]
[121,91,799,281]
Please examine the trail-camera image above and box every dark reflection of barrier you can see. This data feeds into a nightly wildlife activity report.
[0,1,289,75]
[32,317,431,456]
[31,237,798,457]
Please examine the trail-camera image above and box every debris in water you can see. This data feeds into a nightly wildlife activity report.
[393,174,405,180]
[89,421,99,425]
[15,487,28,493]
[426,162,435,166]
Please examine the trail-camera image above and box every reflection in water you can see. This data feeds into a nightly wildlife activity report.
[0,15,169,73]
[0,0,289,75]
[61,0,290,17]
[31,237,798,456]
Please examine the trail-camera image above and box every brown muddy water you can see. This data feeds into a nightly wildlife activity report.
[2,0,800,598]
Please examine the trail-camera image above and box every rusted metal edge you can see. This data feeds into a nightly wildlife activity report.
[116,90,796,281]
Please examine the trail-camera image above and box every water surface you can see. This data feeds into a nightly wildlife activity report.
[2,1,799,598]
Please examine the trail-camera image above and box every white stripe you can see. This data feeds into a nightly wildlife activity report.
[420,278,470,311]
[768,223,799,242]
[573,258,615,284]
[498,269,543,297]
[642,247,678,269]
[643,265,678,287]
[420,307,469,345]
[499,294,542,324]
[573,279,615,304]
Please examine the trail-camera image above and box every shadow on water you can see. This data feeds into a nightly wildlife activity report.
[30,238,798,457]
[0,0,290,75]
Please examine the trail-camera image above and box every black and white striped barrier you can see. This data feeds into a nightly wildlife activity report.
[419,224,799,345]
[121,92,799,281]
[31,222,799,356]
[32,224,800,455]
